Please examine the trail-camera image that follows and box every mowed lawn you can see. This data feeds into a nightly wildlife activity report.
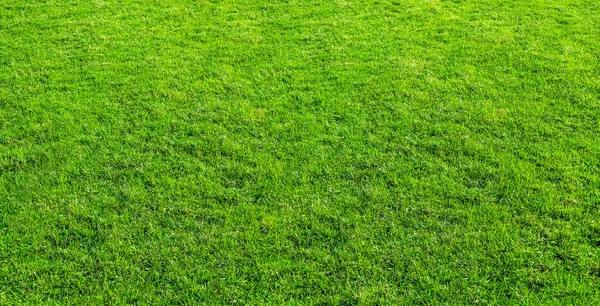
[1,0,599,304]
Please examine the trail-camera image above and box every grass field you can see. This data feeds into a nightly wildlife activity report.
[1,0,599,304]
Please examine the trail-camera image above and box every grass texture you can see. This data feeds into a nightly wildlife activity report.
[1,0,599,304]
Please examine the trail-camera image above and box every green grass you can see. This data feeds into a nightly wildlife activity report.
[1,0,599,304]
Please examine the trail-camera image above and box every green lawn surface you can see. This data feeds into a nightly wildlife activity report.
[1,0,599,304]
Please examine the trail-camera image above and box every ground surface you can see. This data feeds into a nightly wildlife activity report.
[1,0,599,304]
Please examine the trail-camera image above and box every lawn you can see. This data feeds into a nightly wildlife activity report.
[1,0,599,304]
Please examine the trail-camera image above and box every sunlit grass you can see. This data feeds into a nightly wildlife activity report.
[1,0,599,304]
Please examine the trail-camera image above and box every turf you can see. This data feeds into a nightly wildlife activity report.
[1,0,599,304]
